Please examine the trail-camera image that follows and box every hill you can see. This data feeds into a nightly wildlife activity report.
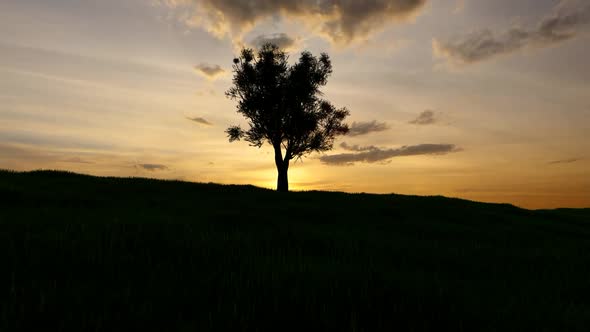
[1,170,589,331]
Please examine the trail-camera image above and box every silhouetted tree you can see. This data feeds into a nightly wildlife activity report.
[226,44,350,192]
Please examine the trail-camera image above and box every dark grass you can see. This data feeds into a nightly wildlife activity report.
[0,169,589,331]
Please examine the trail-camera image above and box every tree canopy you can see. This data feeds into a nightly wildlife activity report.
[226,44,350,192]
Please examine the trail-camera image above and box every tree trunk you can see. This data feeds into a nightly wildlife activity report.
[273,143,290,192]
[276,163,289,192]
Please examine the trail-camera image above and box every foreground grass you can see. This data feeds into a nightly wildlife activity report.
[0,170,589,331]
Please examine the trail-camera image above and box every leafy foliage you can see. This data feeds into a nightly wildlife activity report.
[225,44,349,161]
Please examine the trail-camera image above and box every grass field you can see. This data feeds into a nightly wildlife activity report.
[1,169,589,331]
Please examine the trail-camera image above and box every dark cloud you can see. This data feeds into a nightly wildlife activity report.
[434,1,590,64]
[187,116,213,126]
[136,164,169,171]
[250,33,298,50]
[321,143,461,165]
[165,0,427,45]
[340,142,379,152]
[409,110,437,125]
[194,63,225,79]
[548,157,582,165]
[348,120,390,136]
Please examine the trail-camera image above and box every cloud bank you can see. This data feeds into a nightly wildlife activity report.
[409,110,437,125]
[161,0,427,45]
[321,142,460,165]
[347,120,390,136]
[194,63,225,79]
[434,1,590,64]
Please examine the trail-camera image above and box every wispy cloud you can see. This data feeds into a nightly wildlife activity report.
[409,110,437,125]
[187,116,213,126]
[0,143,56,164]
[347,120,389,137]
[159,0,427,46]
[321,143,461,165]
[194,63,225,79]
[196,89,216,96]
[62,157,95,164]
[0,130,115,151]
[0,143,118,170]
[548,157,582,165]
[434,1,590,64]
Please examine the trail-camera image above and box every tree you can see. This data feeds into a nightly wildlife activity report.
[225,44,350,192]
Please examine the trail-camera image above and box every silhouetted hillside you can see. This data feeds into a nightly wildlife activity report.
[1,170,589,331]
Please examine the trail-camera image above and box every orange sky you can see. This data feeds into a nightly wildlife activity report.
[1,0,589,209]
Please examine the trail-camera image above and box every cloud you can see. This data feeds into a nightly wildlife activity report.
[0,143,115,170]
[0,143,55,164]
[187,116,213,126]
[548,157,582,165]
[340,142,379,152]
[321,143,461,165]
[194,63,225,79]
[135,163,169,171]
[409,110,437,125]
[160,0,427,46]
[347,120,390,136]
[62,157,95,164]
[434,1,590,64]
[196,89,216,96]
[250,33,299,50]
[453,0,465,14]
[0,129,115,151]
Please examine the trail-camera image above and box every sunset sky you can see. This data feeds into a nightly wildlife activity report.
[1,0,589,208]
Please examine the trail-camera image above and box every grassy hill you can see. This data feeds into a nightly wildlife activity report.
[1,170,589,331]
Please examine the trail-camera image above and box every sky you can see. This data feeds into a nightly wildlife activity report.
[1,0,589,209]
